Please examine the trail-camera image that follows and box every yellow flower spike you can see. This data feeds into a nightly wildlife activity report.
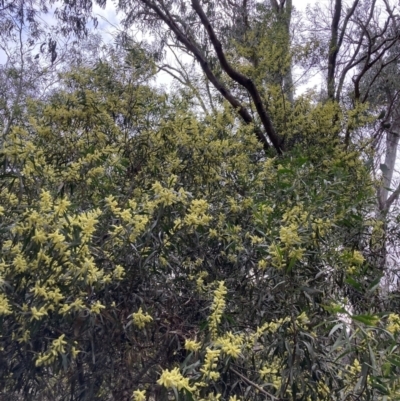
[216,332,242,358]
[200,392,221,401]
[200,347,221,378]
[297,311,310,325]
[113,265,125,280]
[184,339,201,352]
[32,229,47,243]
[52,334,67,354]
[184,199,211,227]
[209,228,218,238]
[17,330,30,344]
[13,254,28,273]
[30,306,47,321]
[132,389,146,401]
[39,190,53,211]
[157,367,194,392]
[132,307,153,329]
[105,195,121,213]
[119,209,132,222]
[208,281,227,338]
[47,230,66,249]
[0,294,12,315]
[90,301,105,314]
[387,313,400,334]
[152,181,178,206]
[348,359,362,375]
[351,250,364,265]
[54,198,71,214]
[279,224,300,247]
[71,346,80,358]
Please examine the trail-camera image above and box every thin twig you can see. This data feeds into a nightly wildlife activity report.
[230,367,279,400]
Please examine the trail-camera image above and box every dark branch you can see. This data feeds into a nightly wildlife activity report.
[327,0,342,100]
[138,0,272,152]
[191,0,283,153]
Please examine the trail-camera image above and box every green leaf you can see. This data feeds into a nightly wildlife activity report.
[370,378,390,395]
[351,314,380,326]
[345,277,362,291]
[387,355,400,368]
[328,323,343,337]
[368,275,383,292]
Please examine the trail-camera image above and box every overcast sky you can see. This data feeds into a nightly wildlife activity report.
[91,0,322,37]
[0,0,323,91]
[89,0,324,90]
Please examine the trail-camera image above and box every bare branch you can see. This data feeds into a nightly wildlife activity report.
[362,53,400,103]
[230,367,278,400]
[327,0,342,100]
[384,180,400,211]
[334,0,360,100]
[158,63,209,115]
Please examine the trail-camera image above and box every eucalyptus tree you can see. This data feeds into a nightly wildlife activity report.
[298,0,400,297]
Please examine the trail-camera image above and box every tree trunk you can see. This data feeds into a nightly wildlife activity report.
[380,112,400,210]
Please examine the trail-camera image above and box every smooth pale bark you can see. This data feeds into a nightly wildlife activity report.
[380,112,400,211]
[376,111,400,279]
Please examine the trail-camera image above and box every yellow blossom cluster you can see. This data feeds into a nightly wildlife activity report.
[132,307,153,329]
[311,217,332,239]
[184,199,212,227]
[35,334,68,366]
[157,367,194,391]
[152,181,178,206]
[208,281,227,338]
[259,364,278,379]
[215,332,243,358]
[0,182,131,366]
[188,270,209,292]
[185,339,201,352]
[279,223,301,247]
[105,194,150,243]
[267,210,306,269]
[347,359,362,375]
[0,294,12,315]
[342,249,365,275]
[387,313,400,334]
[249,317,291,346]
[259,358,282,389]
[200,348,221,380]
[132,389,146,401]
[317,381,330,398]
[296,311,310,328]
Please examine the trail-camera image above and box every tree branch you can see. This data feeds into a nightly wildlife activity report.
[334,0,360,101]
[384,180,400,211]
[191,0,283,153]
[138,0,272,152]
[230,367,278,400]
[327,0,342,100]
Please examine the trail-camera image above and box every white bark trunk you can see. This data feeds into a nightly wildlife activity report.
[380,113,400,210]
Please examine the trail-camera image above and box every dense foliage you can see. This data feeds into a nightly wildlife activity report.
[1,1,400,400]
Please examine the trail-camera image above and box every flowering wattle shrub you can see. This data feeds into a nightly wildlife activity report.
[1,59,399,401]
